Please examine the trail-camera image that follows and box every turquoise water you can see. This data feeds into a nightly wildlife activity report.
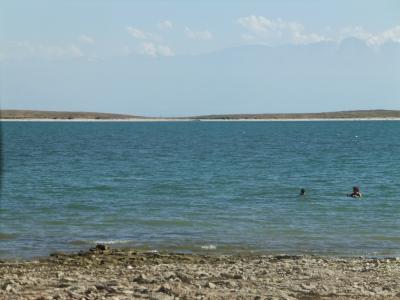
[1,121,400,258]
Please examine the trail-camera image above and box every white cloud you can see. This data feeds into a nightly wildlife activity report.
[340,25,400,47]
[185,27,213,40]
[381,26,400,43]
[78,34,95,44]
[157,20,173,30]
[237,15,327,45]
[141,42,174,57]
[238,15,400,47]
[237,15,281,32]
[126,26,161,42]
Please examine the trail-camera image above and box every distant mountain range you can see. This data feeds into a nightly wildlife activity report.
[2,38,400,116]
[1,109,400,120]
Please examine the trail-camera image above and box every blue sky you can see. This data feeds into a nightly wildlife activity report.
[1,0,400,116]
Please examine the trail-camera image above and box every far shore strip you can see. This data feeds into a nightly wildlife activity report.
[2,117,400,122]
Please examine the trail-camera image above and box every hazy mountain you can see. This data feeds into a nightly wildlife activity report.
[2,38,399,116]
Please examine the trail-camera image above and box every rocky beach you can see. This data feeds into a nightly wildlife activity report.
[1,245,399,300]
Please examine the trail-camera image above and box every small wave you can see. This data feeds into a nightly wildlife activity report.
[70,239,134,245]
[145,249,159,253]
[200,244,217,250]
[95,239,134,245]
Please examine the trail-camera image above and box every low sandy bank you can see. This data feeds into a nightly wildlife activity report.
[1,246,399,300]
[2,117,400,122]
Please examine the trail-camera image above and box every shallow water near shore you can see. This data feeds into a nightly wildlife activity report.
[1,121,400,258]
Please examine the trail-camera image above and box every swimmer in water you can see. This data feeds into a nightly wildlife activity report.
[300,188,306,196]
[348,186,362,198]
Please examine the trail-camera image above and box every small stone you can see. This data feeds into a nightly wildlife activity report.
[95,244,108,251]
[176,272,192,283]
[57,282,70,288]
[127,265,133,270]
[206,282,216,289]
[4,284,12,292]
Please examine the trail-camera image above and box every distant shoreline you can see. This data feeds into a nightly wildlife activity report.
[2,117,400,122]
[2,109,400,121]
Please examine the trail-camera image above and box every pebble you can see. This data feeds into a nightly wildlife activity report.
[206,282,216,289]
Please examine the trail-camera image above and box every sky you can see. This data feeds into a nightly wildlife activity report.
[1,0,400,116]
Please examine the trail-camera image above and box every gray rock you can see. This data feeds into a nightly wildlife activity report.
[206,282,216,289]
[176,272,192,283]
[95,244,108,251]
[4,284,12,292]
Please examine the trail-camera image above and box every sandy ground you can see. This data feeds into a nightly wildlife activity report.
[1,245,400,300]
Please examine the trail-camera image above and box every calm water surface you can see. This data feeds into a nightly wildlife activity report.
[1,121,400,258]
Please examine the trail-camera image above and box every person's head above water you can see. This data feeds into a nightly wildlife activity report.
[300,188,306,195]
[349,186,362,198]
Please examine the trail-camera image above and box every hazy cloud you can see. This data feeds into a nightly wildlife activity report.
[185,27,213,40]
[126,27,160,41]
[157,20,173,30]
[78,34,95,44]
[292,31,326,44]
[126,27,148,39]
[141,42,174,57]
[241,34,256,41]
[1,41,85,60]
